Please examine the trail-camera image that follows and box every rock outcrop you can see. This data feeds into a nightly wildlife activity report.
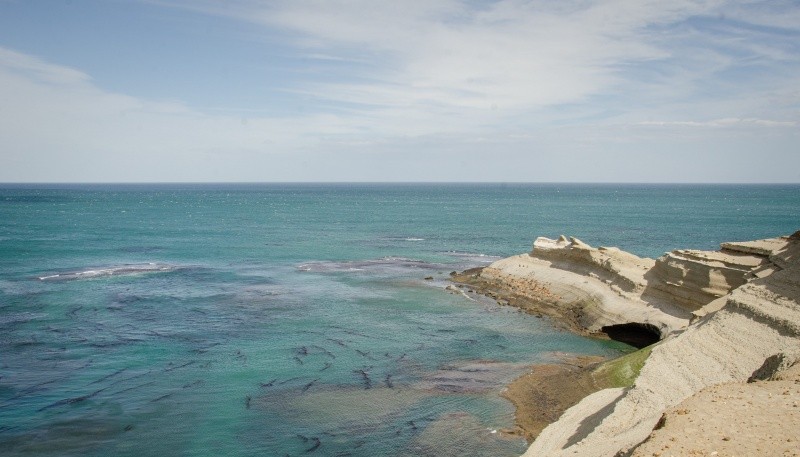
[464,234,791,345]
[645,240,777,312]
[513,232,800,457]
[473,236,684,341]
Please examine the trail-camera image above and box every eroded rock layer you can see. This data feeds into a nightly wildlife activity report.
[467,234,791,341]
[513,232,800,457]
[646,246,772,312]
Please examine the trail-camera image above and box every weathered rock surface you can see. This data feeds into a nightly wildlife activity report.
[520,231,800,457]
[629,364,800,457]
[645,241,777,312]
[473,237,684,340]
[467,234,791,342]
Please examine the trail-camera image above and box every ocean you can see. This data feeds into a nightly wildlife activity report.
[1,183,798,456]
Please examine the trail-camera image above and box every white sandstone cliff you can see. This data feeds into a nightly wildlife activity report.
[515,232,800,457]
[478,234,775,339]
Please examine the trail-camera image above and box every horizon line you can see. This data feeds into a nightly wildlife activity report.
[1,181,799,186]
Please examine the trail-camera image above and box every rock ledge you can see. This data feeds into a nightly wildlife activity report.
[507,232,800,457]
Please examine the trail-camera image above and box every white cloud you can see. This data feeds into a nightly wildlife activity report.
[637,118,797,128]
[232,0,694,111]
[0,48,91,85]
[154,0,800,127]
[2,1,800,182]
[0,45,369,181]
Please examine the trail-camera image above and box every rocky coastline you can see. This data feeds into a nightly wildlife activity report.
[452,231,800,456]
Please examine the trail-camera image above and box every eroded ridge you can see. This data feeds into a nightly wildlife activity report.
[507,231,800,457]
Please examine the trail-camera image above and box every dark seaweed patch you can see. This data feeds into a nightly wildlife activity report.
[38,386,109,411]
[111,381,155,396]
[327,338,348,347]
[310,345,335,359]
[88,368,128,386]
[163,361,195,372]
[353,369,372,389]
[301,379,319,393]
[304,437,321,453]
[354,349,376,360]
[182,380,203,389]
[150,393,172,403]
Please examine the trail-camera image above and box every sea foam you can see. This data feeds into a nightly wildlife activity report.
[38,263,177,281]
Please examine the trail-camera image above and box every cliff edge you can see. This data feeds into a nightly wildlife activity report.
[477,231,800,457]
[457,234,779,347]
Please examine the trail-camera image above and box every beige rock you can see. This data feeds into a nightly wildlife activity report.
[480,251,686,337]
[522,232,800,457]
[477,234,793,338]
[645,236,789,312]
[630,372,800,457]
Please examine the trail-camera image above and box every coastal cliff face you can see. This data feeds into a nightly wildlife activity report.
[646,241,776,312]
[496,232,800,457]
[474,236,685,342]
[471,234,776,342]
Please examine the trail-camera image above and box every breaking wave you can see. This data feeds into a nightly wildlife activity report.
[297,257,446,273]
[442,251,500,264]
[38,263,179,281]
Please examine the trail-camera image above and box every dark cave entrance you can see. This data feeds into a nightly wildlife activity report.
[600,322,661,349]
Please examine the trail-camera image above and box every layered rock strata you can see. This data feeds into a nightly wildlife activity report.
[646,239,776,313]
[481,231,800,457]
[464,234,778,342]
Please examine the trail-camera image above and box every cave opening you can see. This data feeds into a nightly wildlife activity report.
[600,322,661,349]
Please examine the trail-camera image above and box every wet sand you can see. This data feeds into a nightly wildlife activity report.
[500,355,608,442]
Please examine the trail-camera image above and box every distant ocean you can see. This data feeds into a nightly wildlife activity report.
[1,183,798,457]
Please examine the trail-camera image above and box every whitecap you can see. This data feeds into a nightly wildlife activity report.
[377,236,428,243]
[38,274,61,281]
[296,257,445,274]
[38,263,178,281]
[442,251,500,263]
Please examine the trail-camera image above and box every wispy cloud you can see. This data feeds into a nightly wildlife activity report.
[2,1,799,182]
[163,0,686,112]
[153,0,800,130]
[0,47,91,85]
[0,45,368,181]
[637,118,797,128]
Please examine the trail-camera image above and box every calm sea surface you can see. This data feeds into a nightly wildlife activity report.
[1,183,798,456]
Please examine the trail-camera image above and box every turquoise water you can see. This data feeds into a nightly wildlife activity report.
[1,183,798,456]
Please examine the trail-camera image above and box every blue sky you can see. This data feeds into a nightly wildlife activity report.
[1,0,798,182]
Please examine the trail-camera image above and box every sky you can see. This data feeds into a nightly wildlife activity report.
[0,0,798,183]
